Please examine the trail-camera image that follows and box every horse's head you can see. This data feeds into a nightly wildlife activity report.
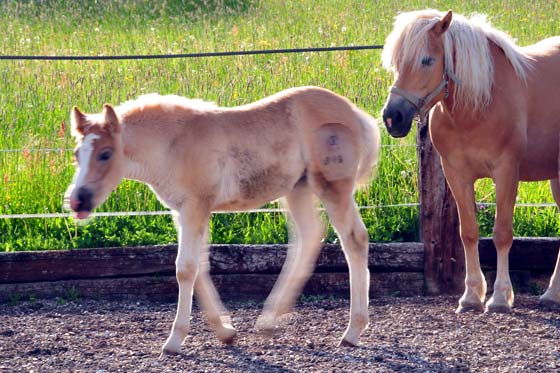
[64,104,125,219]
[382,10,454,138]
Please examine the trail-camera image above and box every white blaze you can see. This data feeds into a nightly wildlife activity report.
[72,133,101,189]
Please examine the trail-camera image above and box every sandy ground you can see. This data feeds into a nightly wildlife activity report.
[0,294,559,372]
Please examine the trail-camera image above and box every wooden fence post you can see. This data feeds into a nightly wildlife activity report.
[417,117,464,294]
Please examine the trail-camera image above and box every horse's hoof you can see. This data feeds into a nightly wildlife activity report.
[485,303,512,313]
[338,338,358,347]
[456,301,484,313]
[539,298,560,311]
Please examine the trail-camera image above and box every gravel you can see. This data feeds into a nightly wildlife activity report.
[0,295,559,372]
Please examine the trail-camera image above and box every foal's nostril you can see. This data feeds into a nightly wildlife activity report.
[76,187,93,211]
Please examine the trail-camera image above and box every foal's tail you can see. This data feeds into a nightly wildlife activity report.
[354,108,380,187]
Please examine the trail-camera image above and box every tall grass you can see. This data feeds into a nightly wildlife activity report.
[1,0,559,251]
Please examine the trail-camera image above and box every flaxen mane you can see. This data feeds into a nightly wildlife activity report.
[382,9,534,111]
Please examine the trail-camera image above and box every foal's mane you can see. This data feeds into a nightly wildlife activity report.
[382,9,534,111]
[117,93,218,119]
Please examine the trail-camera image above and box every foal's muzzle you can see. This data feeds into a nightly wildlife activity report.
[382,97,416,138]
[70,186,94,219]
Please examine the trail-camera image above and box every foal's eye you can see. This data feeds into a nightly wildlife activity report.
[97,149,113,162]
[421,56,435,67]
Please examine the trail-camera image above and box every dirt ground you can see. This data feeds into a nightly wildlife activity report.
[0,294,559,372]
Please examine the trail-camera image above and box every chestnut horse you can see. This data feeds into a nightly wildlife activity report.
[64,86,380,354]
[382,9,560,313]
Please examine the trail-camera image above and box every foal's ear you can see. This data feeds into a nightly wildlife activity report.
[432,10,453,35]
[71,106,89,136]
[102,104,121,134]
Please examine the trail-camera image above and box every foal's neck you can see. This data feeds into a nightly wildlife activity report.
[119,114,174,186]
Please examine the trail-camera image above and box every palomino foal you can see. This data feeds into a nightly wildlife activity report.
[64,86,380,354]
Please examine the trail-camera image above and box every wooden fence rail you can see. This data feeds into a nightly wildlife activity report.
[0,243,425,302]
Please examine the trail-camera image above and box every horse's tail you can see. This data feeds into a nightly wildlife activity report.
[354,108,380,187]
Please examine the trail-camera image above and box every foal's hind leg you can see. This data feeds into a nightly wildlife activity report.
[322,184,369,346]
[256,185,324,333]
[539,179,560,309]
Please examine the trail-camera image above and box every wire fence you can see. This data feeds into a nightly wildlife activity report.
[0,44,383,61]
[1,43,416,220]
[2,43,555,220]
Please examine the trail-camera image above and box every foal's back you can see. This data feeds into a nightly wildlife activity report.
[155,86,376,212]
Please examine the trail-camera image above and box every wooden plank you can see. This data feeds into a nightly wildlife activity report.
[0,272,425,303]
[0,243,424,284]
[417,117,463,294]
[479,237,560,272]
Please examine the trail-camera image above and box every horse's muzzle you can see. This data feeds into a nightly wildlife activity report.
[382,98,416,138]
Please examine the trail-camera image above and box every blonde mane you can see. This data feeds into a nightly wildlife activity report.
[382,9,534,111]
[116,93,218,118]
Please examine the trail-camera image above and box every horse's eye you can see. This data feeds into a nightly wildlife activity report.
[97,149,113,162]
[421,56,435,67]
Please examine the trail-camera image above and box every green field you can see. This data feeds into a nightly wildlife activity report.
[1,0,559,251]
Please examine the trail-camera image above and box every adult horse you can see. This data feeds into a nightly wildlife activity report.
[64,86,380,354]
[382,9,560,313]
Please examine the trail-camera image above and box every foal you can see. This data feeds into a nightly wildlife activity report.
[64,86,380,354]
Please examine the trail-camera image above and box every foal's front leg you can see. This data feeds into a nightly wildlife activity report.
[162,207,209,355]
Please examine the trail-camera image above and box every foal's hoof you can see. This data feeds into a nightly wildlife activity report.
[255,314,284,337]
[217,327,237,345]
[338,338,359,347]
[455,301,484,313]
[159,348,180,359]
[257,324,283,337]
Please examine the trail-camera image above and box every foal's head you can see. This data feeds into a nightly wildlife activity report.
[381,10,453,137]
[65,104,125,219]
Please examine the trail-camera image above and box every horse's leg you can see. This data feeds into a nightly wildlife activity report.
[194,231,236,344]
[539,179,560,308]
[161,207,209,355]
[256,185,324,333]
[441,161,486,312]
[321,181,369,346]
[485,168,518,313]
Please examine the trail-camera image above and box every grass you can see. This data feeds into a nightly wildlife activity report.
[1,0,559,251]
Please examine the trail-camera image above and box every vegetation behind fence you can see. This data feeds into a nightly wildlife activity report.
[1,0,560,251]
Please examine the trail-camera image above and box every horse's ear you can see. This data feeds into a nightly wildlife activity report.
[432,10,453,35]
[71,106,89,136]
[103,104,121,134]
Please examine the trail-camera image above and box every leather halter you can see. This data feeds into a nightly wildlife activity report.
[390,67,463,120]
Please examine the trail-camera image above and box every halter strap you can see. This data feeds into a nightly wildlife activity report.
[390,68,463,119]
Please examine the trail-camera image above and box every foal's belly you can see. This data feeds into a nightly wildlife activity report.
[212,162,304,212]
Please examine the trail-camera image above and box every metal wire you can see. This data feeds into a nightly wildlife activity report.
[0,203,421,220]
[0,45,383,61]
